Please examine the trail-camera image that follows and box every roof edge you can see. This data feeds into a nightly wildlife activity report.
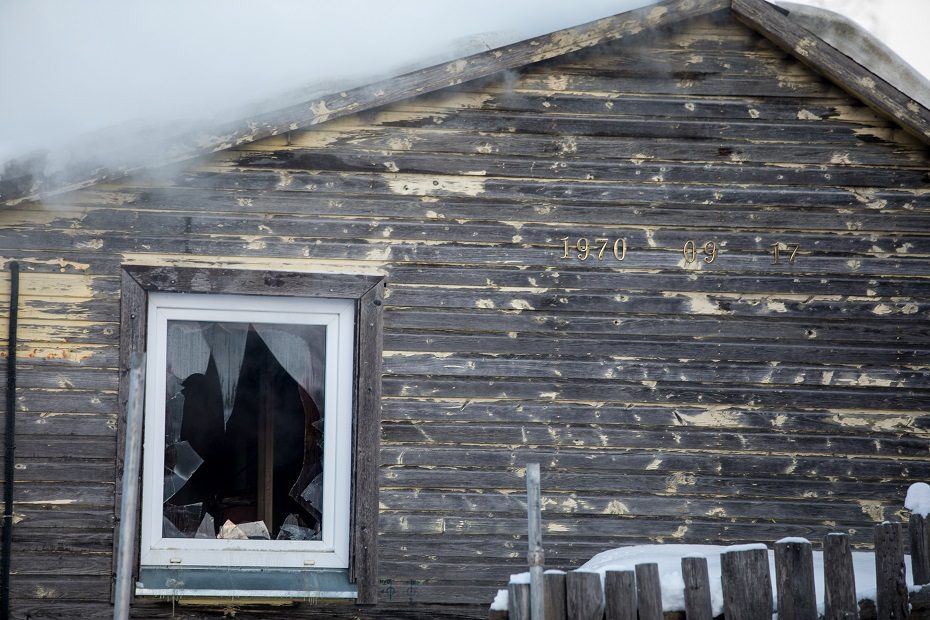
[732,0,930,147]
[0,0,727,206]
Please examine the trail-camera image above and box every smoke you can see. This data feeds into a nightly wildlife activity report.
[0,0,647,166]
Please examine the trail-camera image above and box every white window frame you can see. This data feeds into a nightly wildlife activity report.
[139,292,355,569]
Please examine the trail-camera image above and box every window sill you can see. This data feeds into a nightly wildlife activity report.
[136,566,357,599]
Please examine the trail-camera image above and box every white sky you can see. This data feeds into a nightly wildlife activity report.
[0,0,926,164]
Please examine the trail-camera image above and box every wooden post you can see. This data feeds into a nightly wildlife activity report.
[526,462,545,620]
[682,557,713,620]
[566,570,605,620]
[721,546,773,620]
[774,538,817,620]
[605,569,636,620]
[823,533,859,620]
[874,522,908,620]
[635,563,663,620]
[509,582,531,620]
[543,571,566,620]
[910,513,930,586]
[113,353,146,620]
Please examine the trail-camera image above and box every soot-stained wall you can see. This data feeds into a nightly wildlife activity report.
[2,8,929,618]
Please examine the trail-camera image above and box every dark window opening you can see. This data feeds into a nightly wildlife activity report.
[162,321,326,541]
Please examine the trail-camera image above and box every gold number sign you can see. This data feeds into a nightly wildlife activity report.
[560,237,626,261]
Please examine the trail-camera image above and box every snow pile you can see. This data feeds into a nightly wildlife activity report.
[491,588,508,611]
[507,543,915,615]
[906,482,930,517]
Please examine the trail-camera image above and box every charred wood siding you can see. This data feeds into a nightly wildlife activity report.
[0,9,929,618]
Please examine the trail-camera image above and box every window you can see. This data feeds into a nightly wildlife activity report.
[118,267,383,601]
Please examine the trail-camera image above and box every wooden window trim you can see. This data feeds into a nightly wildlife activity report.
[114,265,384,604]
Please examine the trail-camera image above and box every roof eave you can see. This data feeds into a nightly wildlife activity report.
[731,0,930,147]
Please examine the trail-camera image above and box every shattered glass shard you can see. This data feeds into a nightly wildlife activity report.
[275,513,320,541]
[163,502,203,538]
[194,512,216,539]
[163,441,204,502]
[300,472,324,510]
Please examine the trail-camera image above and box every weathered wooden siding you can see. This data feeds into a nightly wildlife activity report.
[1,9,929,618]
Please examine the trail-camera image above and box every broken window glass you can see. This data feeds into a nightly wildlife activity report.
[162,320,326,541]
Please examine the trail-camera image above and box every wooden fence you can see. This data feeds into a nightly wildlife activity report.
[491,515,930,620]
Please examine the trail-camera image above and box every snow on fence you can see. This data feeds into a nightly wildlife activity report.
[489,472,930,619]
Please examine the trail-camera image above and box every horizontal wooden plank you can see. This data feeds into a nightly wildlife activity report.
[380,422,929,457]
[255,125,925,167]
[230,149,930,190]
[378,489,880,522]
[383,354,928,390]
[383,332,925,366]
[381,399,927,436]
[380,467,908,502]
[378,513,877,544]
[379,446,929,481]
[384,307,930,345]
[15,208,930,258]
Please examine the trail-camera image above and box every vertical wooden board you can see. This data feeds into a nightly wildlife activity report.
[544,571,567,620]
[352,280,385,604]
[910,514,930,586]
[509,582,530,620]
[489,609,509,620]
[874,522,908,620]
[635,563,663,620]
[682,557,713,620]
[823,533,859,620]
[566,570,604,620]
[721,547,773,620]
[604,569,636,620]
[774,539,817,620]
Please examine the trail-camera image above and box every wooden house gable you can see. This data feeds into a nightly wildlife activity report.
[2,1,930,618]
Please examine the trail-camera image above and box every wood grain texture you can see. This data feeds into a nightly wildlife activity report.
[605,570,636,620]
[681,557,713,620]
[635,563,664,620]
[543,571,566,620]
[721,547,773,620]
[823,533,859,620]
[874,523,908,620]
[911,514,930,586]
[566,571,604,620]
[774,539,817,620]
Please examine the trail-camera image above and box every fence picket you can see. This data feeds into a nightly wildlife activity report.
[774,539,817,620]
[823,533,859,620]
[721,546,773,620]
[604,570,636,620]
[566,571,604,620]
[509,582,530,620]
[682,556,713,620]
[635,563,663,620]
[910,513,930,586]
[874,522,908,620]
[543,571,567,620]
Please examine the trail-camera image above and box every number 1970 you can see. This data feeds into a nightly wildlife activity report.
[560,237,626,261]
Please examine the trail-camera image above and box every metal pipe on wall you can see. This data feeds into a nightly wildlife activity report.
[1,261,20,620]
[113,353,145,620]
